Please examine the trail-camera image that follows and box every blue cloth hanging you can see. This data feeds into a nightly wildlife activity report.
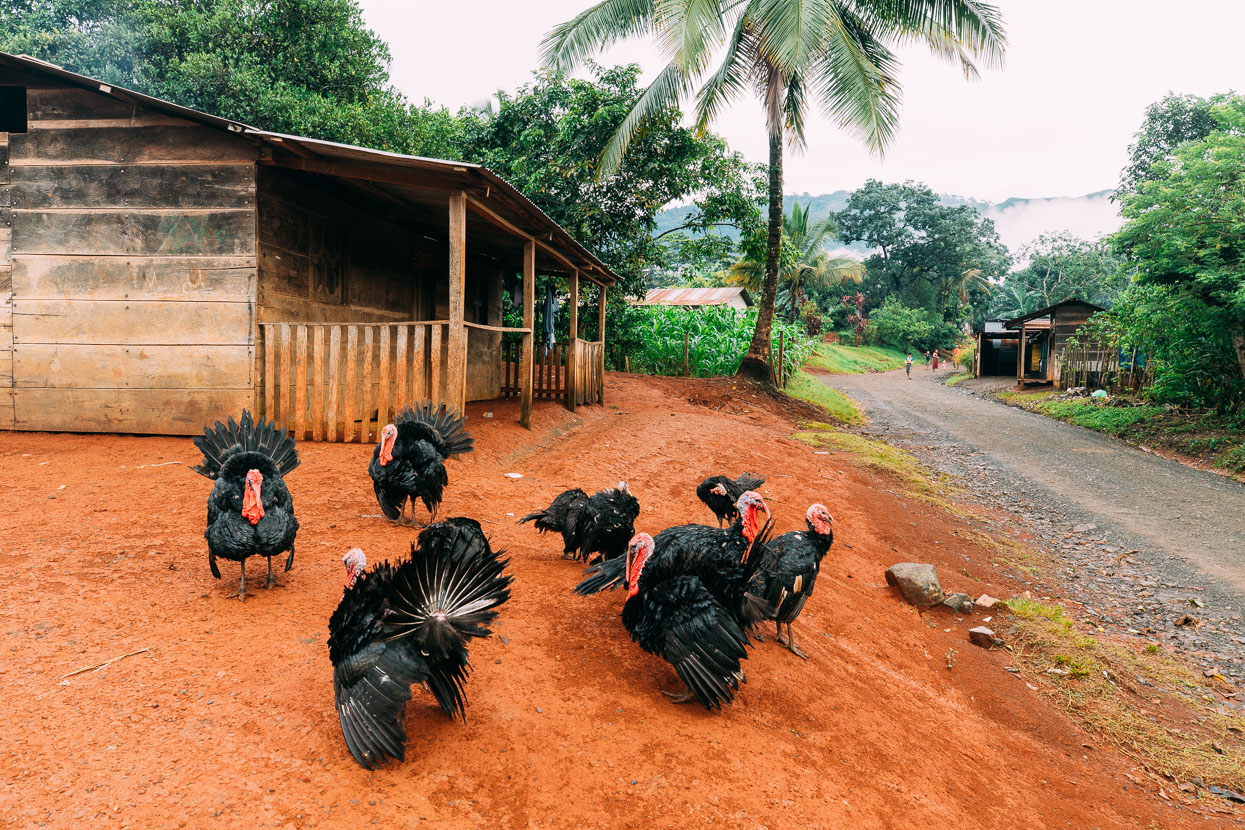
[542,281,557,353]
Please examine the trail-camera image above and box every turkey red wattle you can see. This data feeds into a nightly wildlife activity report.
[378,424,397,466]
[738,492,769,542]
[808,503,833,536]
[342,548,367,589]
[625,534,654,598]
[241,469,265,525]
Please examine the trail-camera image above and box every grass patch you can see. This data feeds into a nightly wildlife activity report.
[806,343,907,374]
[1215,443,1245,473]
[1036,399,1166,436]
[784,370,862,424]
[794,423,939,495]
[1000,597,1245,794]
[944,372,972,387]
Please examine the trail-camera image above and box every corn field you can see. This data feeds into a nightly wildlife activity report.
[625,306,816,383]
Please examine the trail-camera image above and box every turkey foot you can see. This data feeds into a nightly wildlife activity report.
[777,625,807,660]
[265,557,284,589]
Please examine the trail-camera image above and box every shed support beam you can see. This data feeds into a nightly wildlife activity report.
[520,241,535,429]
[597,285,607,404]
[446,190,467,413]
[566,271,578,412]
[1016,322,1026,385]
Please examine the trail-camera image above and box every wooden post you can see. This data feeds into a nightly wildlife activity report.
[446,190,468,414]
[520,241,535,429]
[598,284,607,404]
[1016,322,1026,385]
[778,331,785,388]
[566,271,579,411]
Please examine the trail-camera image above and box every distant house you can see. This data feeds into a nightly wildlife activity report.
[639,287,753,310]
[974,299,1105,386]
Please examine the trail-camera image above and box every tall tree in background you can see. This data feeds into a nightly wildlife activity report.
[990,232,1124,319]
[542,0,1006,383]
[1115,93,1225,199]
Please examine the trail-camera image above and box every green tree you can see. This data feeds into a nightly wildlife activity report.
[0,0,464,154]
[1113,95,1245,382]
[1116,93,1226,199]
[836,180,1009,323]
[542,0,1006,384]
[458,64,762,297]
[990,233,1124,319]
[727,203,861,319]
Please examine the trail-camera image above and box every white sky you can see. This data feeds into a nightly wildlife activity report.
[358,0,1244,203]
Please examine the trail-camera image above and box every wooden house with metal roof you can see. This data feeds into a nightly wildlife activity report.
[0,52,617,439]
[982,299,1104,386]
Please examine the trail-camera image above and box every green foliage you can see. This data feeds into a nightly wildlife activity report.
[784,375,861,424]
[1215,445,1245,473]
[1036,400,1166,436]
[836,180,1010,326]
[0,0,461,154]
[991,233,1125,319]
[460,64,763,298]
[866,297,959,352]
[1116,92,1226,199]
[622,306,814,379]
[807,344,907,374]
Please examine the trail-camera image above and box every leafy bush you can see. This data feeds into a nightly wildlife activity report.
[800,301,825,337]
[622,305,816,379]
[866,297,959,352]
[1036,400,1165,435]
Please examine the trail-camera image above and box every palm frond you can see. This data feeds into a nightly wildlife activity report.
[811,3,902,155]
[540,0,658,71]
[598,59,691,176]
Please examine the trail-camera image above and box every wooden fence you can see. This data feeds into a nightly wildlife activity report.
[260,321,449,443]
[575,340,605,405]
[501,340,568,400]
[1058,340,1153,391]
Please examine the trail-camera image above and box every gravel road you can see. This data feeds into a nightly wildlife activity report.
[821,367,1245,691]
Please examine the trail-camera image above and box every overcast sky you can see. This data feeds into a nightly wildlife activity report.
[358,0,1242,203]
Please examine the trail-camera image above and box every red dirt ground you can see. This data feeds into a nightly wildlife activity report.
[0,373,1230,828]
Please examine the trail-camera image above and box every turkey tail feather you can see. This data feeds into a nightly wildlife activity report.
[395,401,474,457]
[735,471,766,492]
[190,409,300,479]
[574,555,626,596]
[739,518,777,625]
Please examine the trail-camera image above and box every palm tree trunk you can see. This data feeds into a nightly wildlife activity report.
[738,126,782,384]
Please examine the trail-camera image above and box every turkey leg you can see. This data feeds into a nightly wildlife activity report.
[232,561,249,600]
[777,623,807,660]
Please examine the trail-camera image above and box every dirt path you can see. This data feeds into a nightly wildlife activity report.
[0,373,1229,828]
[822,368,1245,689]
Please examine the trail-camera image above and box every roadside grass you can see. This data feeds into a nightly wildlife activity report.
[1037,399,1166,436]
[997,387,1058,405]
[807,343,907,374]
[1001,598,1245,796]
[944,372,972,387]
[784,370,862,424]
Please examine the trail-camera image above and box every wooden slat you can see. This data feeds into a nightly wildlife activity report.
[11,388,254,435]
[378,325,391,426]
[13,255,254,301]
[312,325,325,441]
[343,325,358,443]
[394,324,408,411]
[263,324,275,422]
[429,325,443,405]
[326,326,341,442]
[294,324,308,441]
[566,271,578,412]
[446,190,467,412]
[12,344,252,388]
[8,126,256,166]
[9,164,256,210]
[13,299,252,345]
[12,210,255,256]
[412,324,425,402]
[279,324,292,431]
[361,326,374,443]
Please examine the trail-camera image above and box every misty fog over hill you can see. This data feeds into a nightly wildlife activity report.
[655,189,1123,258]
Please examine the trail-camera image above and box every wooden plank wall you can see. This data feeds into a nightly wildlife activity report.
[3,75,259,434]
[0,131,13,428]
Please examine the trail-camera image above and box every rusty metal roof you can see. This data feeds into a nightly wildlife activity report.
[639,287,753,307]
[0,51,618,286]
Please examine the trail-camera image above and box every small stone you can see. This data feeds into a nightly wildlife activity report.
[1072,523,1097,534]
[942,593,974,614]
[975,593,998,609]
[885,563,944,607]
[968,626,995,648]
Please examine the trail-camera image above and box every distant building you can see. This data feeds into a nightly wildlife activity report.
[973,299,1105,386]
[639,287,753,310]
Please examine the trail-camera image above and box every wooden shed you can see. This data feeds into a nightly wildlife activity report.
[1002,299,1104,387]
[0,52,618,440]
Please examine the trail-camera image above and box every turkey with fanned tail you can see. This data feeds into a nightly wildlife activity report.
[191,411,299,599]
[369,401,474,527]
[327,518,512,768]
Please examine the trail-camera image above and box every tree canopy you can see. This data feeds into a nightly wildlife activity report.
[989,233,1125,319]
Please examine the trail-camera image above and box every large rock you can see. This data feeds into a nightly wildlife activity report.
[885,563,944,607]
[969,627,996,648]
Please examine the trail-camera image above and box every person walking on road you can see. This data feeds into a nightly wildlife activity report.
[924,350,931,367]
[932,351,940,371]
[905,353,914,380]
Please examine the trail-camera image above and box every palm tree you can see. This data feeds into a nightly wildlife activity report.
[727,202,862,319]
[542,1,1006,383]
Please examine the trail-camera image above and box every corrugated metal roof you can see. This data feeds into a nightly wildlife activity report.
[0,51,618,286]
[639,287,752,307]
[1004,299,1104,329]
